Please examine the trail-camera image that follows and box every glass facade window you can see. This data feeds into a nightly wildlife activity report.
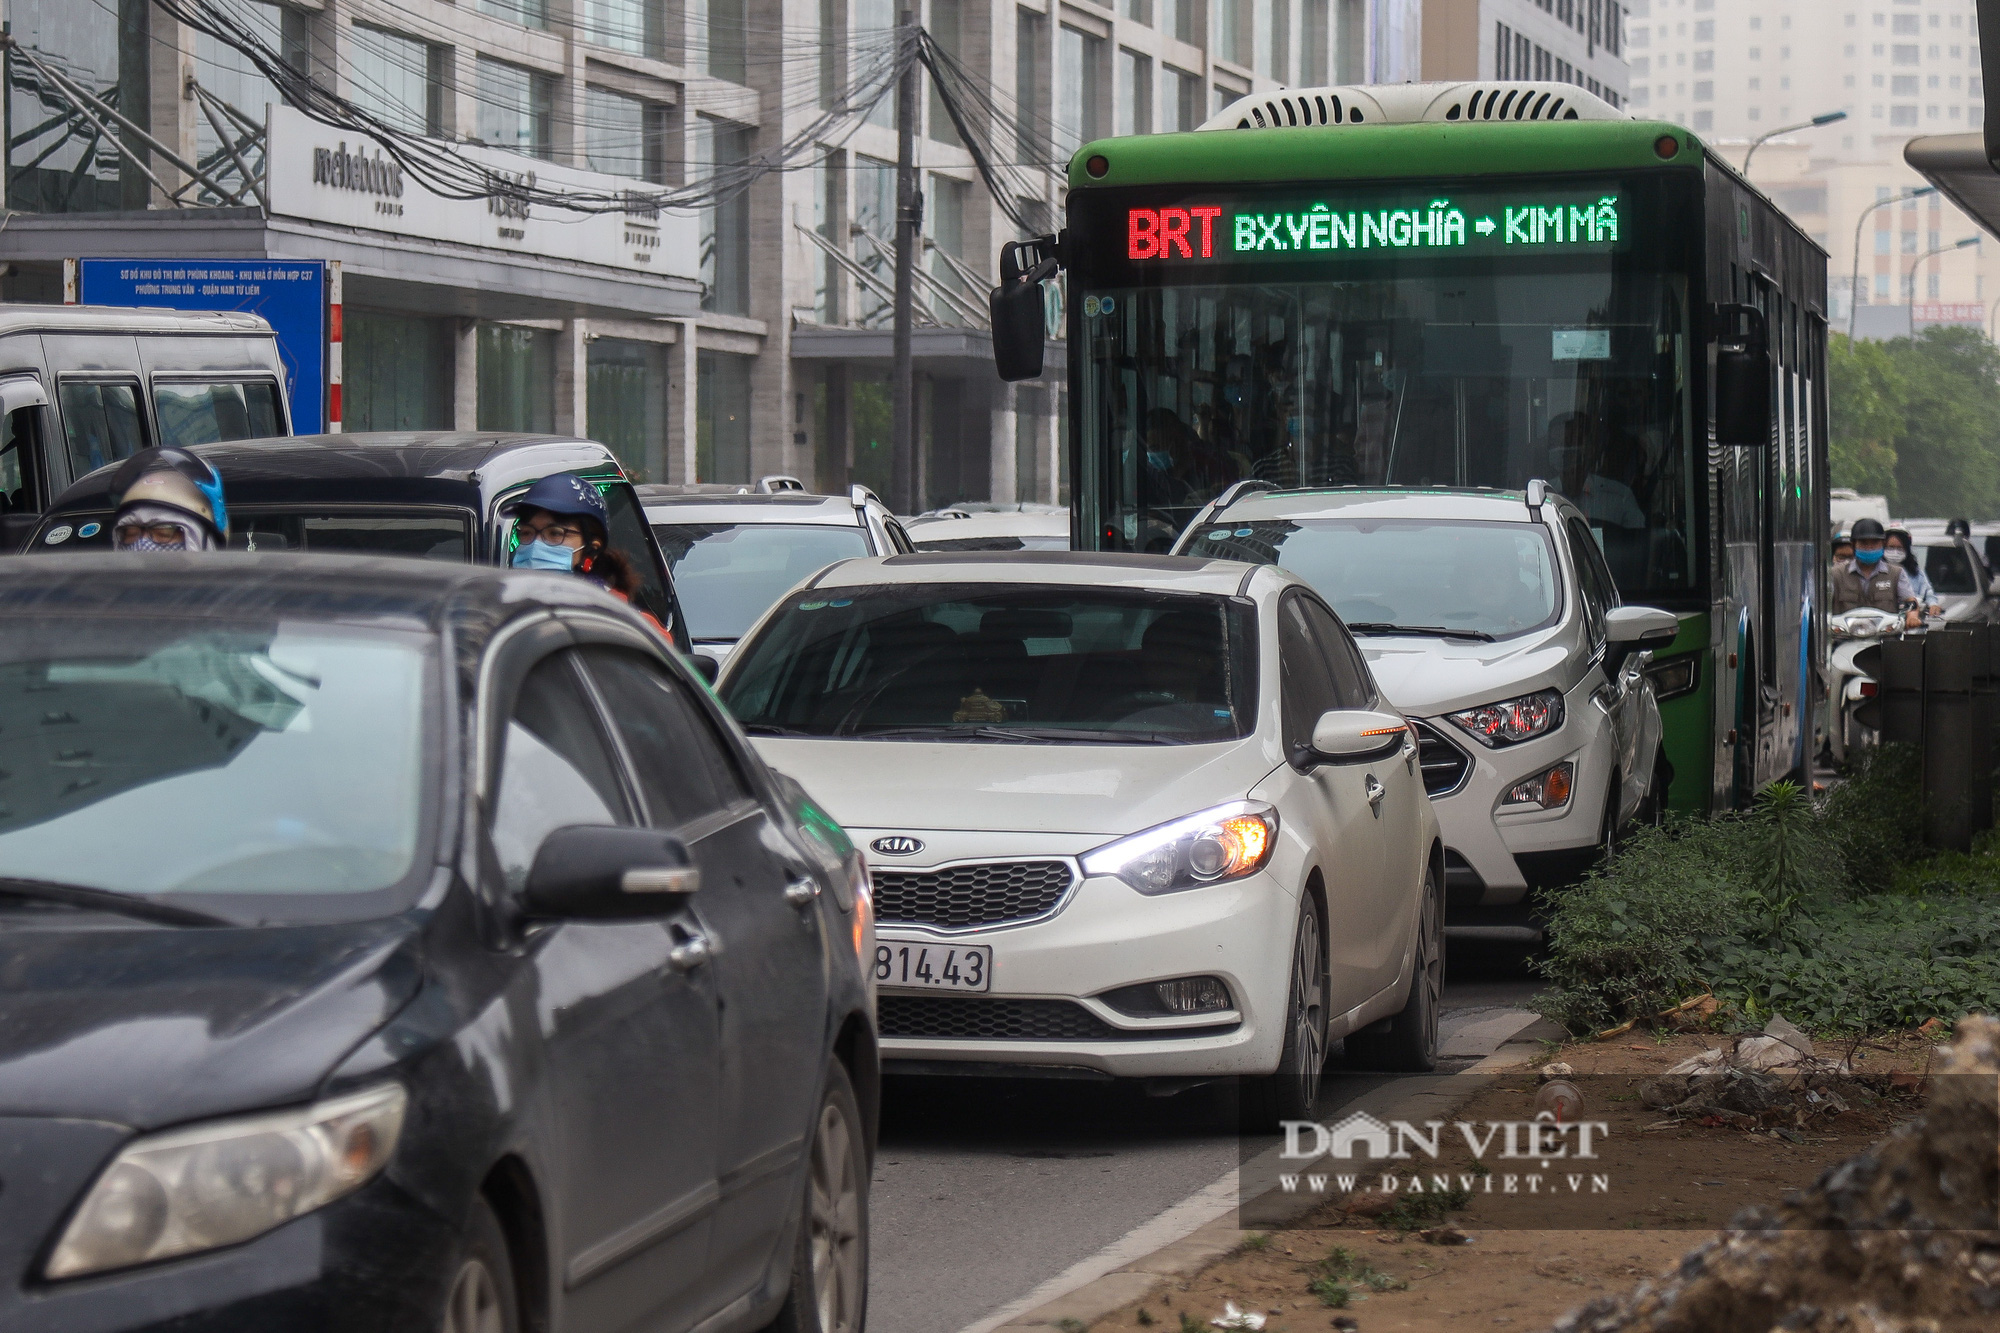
[929,0,963,145]
[1216,0,1243,65]
[1302,0,1329,84]
[1056,26,1103,154]
[7,0,152,213]
[1015,384,1049,503]
[1165,67,1202,132]
[588,338,669,482]
[1016,9,1046,159]
[700,0,749,84]
[697,117,753,315]
[929,174,972,323]
[346,311,454,432]
[476,57,554,159]
[697,350,753,483]
[1117,49,1152,137]
[477,324,556,433]
[853,156,896,326]
[193,0,307,194]
[350,25,442,137]
[480,0,548,30]
[858,0,896,127]
[586,87,662,182]
[582,0,664,58]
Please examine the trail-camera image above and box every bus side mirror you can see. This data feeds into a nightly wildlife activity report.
[1713,303,1773,447]
[991,235,1062,383]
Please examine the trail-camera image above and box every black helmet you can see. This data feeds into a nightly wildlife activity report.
[1850,517,1886,540]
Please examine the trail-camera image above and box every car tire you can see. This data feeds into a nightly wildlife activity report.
[441,1195,519,1333]
[1239,899,1330,1130]
[766,1059,869,1333]
[1344,863,1442,1074]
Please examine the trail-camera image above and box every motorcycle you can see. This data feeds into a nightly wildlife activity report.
[1827,606,1908,763]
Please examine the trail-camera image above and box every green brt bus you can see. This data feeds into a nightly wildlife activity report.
[989,82,1829,813]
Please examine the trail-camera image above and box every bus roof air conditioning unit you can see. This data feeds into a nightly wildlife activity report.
[1199,81,1629,132]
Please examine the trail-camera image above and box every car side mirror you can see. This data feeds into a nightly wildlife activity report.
[1606,606,1679,647]
[521,825,698,919]
[1307,709,1410,766]
[1713,303,1772,447]
[691,652,721,685]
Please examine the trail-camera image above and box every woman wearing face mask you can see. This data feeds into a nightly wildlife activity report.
[1884,527,1943,617]
[107,448,229,552]
[508,473,666,635]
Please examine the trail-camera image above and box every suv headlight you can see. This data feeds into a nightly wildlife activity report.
[1081,801,1278,895]
[46,1083,407,1279]
[1446,689,1566,747]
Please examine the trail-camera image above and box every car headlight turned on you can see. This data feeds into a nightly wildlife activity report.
[46,1083,407,1279]
[1081,801,1278,895]
[1502,761,1574,810]
[1447,688,1566,747]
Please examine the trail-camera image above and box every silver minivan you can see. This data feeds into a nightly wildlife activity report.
[0,305,290,548]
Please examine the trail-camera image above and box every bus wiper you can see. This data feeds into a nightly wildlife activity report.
[0,877,229,927]
[1345,623,1498,642]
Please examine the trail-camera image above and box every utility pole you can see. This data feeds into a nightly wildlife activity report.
[891,10,920,515]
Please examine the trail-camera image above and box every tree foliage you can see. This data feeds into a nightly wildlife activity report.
[1829,327,2000,519]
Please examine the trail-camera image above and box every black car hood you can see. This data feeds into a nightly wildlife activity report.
[0,915,422,1129]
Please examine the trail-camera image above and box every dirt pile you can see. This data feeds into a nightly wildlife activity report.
[1548,1015,2000,1333]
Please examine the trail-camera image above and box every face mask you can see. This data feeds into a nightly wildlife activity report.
[1884,549,1907,565]
[1855,548,1884,566]
[512,539,575,571]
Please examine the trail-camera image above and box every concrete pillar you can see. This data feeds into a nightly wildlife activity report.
[992,385,1018,505]
[455,319,479,430]
[677,319,700,483]
[555,319,587,435]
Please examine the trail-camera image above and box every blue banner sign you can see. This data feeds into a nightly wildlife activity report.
[77,259,326,432]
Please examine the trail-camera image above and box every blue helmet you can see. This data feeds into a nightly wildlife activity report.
[514,473,608,533]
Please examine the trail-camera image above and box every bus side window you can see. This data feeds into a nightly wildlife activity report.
[58,380,148,478]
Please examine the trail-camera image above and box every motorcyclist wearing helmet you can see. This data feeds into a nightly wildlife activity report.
[108,448,228,552]
[1831,517,1920,628]
[508,472,666,635]
[1884,527,1944,617]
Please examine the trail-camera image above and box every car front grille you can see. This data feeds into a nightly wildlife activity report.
[878,995,1235,1043]
[1412,720,1473,797]
[871,860,1074,929]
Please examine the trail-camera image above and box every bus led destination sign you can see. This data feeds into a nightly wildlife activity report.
[1126,193,1623,261]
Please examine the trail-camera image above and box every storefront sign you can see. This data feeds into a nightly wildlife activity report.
[1912,302,1985,328]
[266,106,697,281]
[76,258,327,432]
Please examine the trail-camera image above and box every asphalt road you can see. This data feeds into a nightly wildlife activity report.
[867,944,1541,1333]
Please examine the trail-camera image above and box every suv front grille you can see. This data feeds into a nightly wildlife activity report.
[878,996,1234,1043]
[1412,721,1472,798]
[871,860,1073,929]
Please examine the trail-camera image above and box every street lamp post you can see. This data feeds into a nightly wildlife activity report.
[1741,109,1849,176]
[1904,235,1982,330]
[1849,185,1940,338]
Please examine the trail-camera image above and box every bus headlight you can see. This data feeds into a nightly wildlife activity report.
[1645,654,1699,702]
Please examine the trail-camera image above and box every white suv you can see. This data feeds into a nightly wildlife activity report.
[717,551,1443,1122]
[642,482,914,673]
[1175,484,1675,933]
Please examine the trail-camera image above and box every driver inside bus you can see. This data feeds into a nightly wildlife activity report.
[1548,413,1646,531]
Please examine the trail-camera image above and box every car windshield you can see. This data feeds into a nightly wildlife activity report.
[36,508,471,560]
[1186,517,1562,640]
[652,522,872,639]
[722,583,1257,743]
[1924,543,1981,595]
[0,620,432,919]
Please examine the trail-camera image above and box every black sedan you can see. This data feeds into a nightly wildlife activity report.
[0,554,876,1333]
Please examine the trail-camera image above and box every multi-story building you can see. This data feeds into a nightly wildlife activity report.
[1632,0,1995,338]
[1421,0,1631,106]
[0,0,1426,506]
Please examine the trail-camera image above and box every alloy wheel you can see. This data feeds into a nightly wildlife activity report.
[808,1096,865,1333]
[1289,908,1328,1113]
[442,1256,504,1333]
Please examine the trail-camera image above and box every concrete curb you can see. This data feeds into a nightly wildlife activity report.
[969,1038,1554,1333]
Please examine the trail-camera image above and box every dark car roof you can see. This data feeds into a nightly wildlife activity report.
[46,433,625,515]
[0,552,647,655]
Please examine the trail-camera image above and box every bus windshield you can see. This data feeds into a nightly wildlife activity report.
[1071,177,1699,604]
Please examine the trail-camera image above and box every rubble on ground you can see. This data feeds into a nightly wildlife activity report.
[1633,1014,1923,1130]
[1548,1014,2000,1333]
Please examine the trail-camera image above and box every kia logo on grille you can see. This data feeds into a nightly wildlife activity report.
[870,835,925,856]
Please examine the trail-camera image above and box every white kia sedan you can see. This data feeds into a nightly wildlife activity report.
[1175,485,1676,934]
[717,551,1443,1122]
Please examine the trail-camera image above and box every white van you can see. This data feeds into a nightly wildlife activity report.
[0,305,292,548]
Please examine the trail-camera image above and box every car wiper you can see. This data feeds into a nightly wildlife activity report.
[1345,623,1498,642]
[848,724,1182,744]
[0,877,229,927]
